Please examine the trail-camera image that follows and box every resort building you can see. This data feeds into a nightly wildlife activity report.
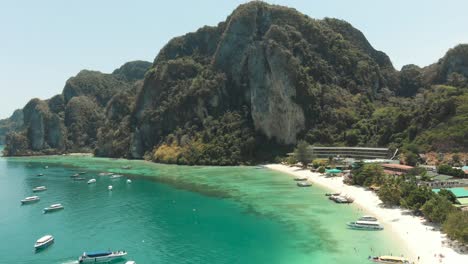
[381,163,414,175]
[433,187,468,208]
[309,147,390,160]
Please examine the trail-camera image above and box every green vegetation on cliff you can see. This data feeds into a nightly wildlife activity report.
[3,2,468,164]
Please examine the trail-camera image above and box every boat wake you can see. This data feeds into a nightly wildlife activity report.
[61,260,78,264]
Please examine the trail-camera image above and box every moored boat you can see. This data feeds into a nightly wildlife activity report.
[37,173,44,176]
[108,185,113,190]
[125,261,136,264]
[347,220,384,230]
[359,215,378,222]
[110,174,123,179]
[73,177,86,181]
[297,181,312,187]
[21,196,40,204]
[34,235,54,250]
[87,179,96,184]
[369,255,410,263]
[325,192,340,196]
[43,203,64,213]
[78,250,127,263]
[33,186,47,192]
[126,179,132,184]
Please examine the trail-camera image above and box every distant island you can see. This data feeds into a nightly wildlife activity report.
[1,1,467,165]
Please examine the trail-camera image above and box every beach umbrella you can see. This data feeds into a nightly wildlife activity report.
[326,169,342,174]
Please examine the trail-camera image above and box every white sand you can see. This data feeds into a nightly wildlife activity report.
[265,164,468,264]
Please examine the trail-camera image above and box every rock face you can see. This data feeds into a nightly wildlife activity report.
[4,2,468,162]
[0,109,23,144]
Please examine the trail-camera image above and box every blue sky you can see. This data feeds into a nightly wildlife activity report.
[1,0,467,119]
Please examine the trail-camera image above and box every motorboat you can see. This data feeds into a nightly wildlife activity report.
[126,179,132,184]
[37,173,44,176]
[87,179,97,184]
[325,192,341,196]
[99,172,114,176]
[297,181,312,187]
[73,177,86,181]
[34,235,54,250]
[33,186,47,192]
[125,261,136,264]
[21,196,40,204]
[79,171,86,174]
[121,165,132,169]
[110,174,123,179]
[44,166,49,169]
[108,185,113,190]
[359,215,378,222]
[43,203,64,213]
[78,250,127,263]
[347,220,384,230]
[369,255,410,263]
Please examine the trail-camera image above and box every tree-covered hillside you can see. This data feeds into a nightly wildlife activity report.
[3,2,468,164]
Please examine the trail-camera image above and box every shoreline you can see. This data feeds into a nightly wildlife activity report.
[265,164,468,264]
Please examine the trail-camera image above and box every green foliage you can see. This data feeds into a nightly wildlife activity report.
[294,140,312,167]
[438,189,457,204]
[352,164,385,186]
[421,195,455,224]
[377,178,402,206]
[442,210,468,244]
[438,164,466,178]
[318,166,326,173]
[400,185,434,212]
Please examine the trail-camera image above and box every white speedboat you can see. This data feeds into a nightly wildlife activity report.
[43,203,64,213]
[110,174,123,179]
[37,173,44,176]
[87,179,96,184]
[99,172,114,176]
[78,250,127,263]
[34,235,54,250]
[125,261,136,264]
[347,220,384,230]
[294,176,308,181]
[108,185,113,190]
[126,179,132,184]
[21,196,40,204]
[297,181,312,187]
[369,255,410,263]
[33,186,47,192]
[359,215,378,222]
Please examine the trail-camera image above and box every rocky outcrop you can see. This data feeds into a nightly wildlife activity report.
[0,109,23,144]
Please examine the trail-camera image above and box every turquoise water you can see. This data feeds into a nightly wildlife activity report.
[0,153,409,263]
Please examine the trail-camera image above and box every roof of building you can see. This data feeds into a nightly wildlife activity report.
[311,146,388,151]
[433,187,468,198]
[457,197,468,206]
[381,163,414,170]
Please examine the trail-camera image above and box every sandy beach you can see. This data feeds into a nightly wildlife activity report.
[265,164,468,264]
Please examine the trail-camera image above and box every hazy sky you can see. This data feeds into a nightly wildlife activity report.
[1,0,467,119]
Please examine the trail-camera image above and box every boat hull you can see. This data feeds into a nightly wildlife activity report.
[35,238,54,250]
[44,207,64,213]
[347,223,383,231]
[79,253,127,263]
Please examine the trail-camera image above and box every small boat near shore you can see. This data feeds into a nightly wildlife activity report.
[71,173,80,177]
[126,179,132,184]
[125,261,136,264]
[33,186,47,192]
[359,215,378,222]
[78,250,127,263]
[34,235,54,250]
[21,196,40,204]
[347,220,384,230]
[37,173,44,176]
[43,203,64,213]
[369,255,410,263]
[73,177,86,181]
[121,165,132,169]
[329,194,354,203]
[325,192,340,196]
[110,174,123,179]
[297,181,312,187]
[108,185,113,190]
[87,179,96,184]
[99,172,114,176]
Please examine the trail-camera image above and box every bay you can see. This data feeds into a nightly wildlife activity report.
[0,151,409,263]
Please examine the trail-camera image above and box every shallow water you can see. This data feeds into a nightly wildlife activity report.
[0,154,410,263]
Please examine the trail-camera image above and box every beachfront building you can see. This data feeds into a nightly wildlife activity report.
[310,146,390,160]
[433,187,468,209]
[381,163,414,176]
